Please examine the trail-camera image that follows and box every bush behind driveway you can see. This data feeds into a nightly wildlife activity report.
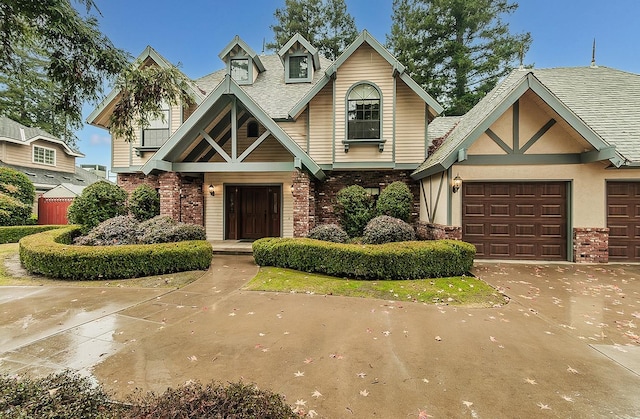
[253,238,475,280]
[19,226,212,280]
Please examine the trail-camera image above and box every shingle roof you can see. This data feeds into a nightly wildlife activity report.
[195,54,333,120]
[413,66,640,178]
[0,161,107,191]
[0,116,84,156]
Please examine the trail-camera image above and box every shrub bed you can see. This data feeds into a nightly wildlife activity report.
[253,238,475,280]
[0,225,66,244]
[19,226,213,280]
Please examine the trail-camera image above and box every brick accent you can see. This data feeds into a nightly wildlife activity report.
[415,222,462,241]
[314,170,420,226]
[292,169,315,237]
[117,172,204,226]
[573,227,609,263]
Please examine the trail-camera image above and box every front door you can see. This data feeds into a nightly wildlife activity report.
[225,185,281,240]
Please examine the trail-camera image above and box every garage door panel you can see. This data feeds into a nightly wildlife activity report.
[607,182,640,261]
[464,204,485,217]
[463,182,567,260]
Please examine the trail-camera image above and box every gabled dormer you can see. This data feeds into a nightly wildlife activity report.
[218,36,265,85]
[278,33,321,83]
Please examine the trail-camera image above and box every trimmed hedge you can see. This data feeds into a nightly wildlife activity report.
[0,225,66,244]
[253,238,475,280]
[19,226,213,280]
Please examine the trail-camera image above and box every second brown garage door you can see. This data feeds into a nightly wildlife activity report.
[607,182,640,261]
[463,182,567,260]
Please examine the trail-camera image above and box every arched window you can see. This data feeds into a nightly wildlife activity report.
[347,83,380,140]
[247,121,259,137]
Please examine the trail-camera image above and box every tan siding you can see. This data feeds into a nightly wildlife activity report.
[111,135,131,168]
[4,141,75,172]
[395,79,426,164]
[308,84,333,163]
[170,103,182,134]
[334,44,394,163]
[278,108,307,151]
[203,171,294,240]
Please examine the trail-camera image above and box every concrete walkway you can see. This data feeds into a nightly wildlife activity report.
[1,257,639,418]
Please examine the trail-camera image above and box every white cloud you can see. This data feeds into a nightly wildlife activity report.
[89,134,110,145]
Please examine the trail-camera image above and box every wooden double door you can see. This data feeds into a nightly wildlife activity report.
[225,185,281,240]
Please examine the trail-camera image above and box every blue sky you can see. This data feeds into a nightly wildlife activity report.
[77,0,640,175]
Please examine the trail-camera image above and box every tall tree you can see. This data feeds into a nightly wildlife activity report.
[0,0,191,145]
[388,0,531,115]
[268,0,358,60]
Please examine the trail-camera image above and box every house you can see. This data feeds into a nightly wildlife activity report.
[0,115,105,222]
[412,65,640,263]
[88,31,640,263]
[88,31,441,240]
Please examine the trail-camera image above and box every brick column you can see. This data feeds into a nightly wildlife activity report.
[573,227,609,263]
[117,173,159,194]
[158,172,181,221]
[292,169,315,237]
[180,176,204,226]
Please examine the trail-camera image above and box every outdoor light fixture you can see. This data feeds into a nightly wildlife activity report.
[452,174,462,193]
[290,184,294,193]
[208,184,215,196]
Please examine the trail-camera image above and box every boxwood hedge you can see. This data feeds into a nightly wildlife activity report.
[253,238,475,280]
[19,226,213,280]
[0,225,66,244]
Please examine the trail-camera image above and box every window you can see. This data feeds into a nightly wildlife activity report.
[33,145,55,165]
[347,83,381,140]
[247,121,259,137]
[142,106,170,147]
[289,55,309,80]
[230,58,249,83]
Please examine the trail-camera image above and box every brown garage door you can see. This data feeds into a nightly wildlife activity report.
[607,182,640,261]
[463,182,567,260]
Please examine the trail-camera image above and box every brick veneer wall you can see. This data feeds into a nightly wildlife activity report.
[573,227,609,263]
[314,170,420,227]
[117,172,204,226]
[415,222,462,240]
[292,169,315,237]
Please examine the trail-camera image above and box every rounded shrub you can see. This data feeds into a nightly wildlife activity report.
[129,184,160,221]
[376,181,413,222]
[0,166,35,205]
[67,181,128,233]
[335,185,374,237]
[73,215,140,246]
[136,215,206,244]
[307,223,349,243]
[362,215,416,244]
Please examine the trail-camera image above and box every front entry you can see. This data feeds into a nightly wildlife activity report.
[225,185,281,240]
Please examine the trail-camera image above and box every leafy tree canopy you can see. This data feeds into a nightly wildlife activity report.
[268,0,358,60]
[387,0,531,115]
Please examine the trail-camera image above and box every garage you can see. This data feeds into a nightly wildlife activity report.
[607,182,640,261]
[462,182,567,260]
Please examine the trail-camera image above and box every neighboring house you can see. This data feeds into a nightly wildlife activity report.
[88,31,640,263]
[0,116,105,222]
[413,66,640,263]
[88,31,441,240]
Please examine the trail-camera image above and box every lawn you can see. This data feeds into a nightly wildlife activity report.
[245,266,505,307]
[0,243,204,288]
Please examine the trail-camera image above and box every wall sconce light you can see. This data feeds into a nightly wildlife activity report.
[208,184,215,196]
[290,184,294,193]
[452,174,462,193]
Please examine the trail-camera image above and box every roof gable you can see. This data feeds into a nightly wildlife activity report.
[0,116,83,157]
[218,35,265,72]
[87,46,203,128]
[278,33,321,71]
[141,75,325,180]
[289,30,443,119]
[412,70,628,179]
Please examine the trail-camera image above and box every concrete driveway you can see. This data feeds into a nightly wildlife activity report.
[1,257,639,418]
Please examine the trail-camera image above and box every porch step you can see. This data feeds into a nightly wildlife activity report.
[210,240,254,255]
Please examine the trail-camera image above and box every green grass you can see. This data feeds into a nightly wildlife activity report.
[0,243,204,288]
[245,266,504,307]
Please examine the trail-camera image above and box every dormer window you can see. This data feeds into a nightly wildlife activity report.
[287,55,311,82]
[230,58,250,83]
[278,33,321,84]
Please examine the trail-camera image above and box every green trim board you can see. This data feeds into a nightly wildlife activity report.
[140,75,325,180]
[218,35,265,72]
[318,162,419,170]
[457,151,617,165]
[278,33,321,71]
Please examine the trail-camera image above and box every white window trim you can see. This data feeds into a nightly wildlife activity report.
[32,144,56,166]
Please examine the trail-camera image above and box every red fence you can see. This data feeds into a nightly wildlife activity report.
[38,197,73,225]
